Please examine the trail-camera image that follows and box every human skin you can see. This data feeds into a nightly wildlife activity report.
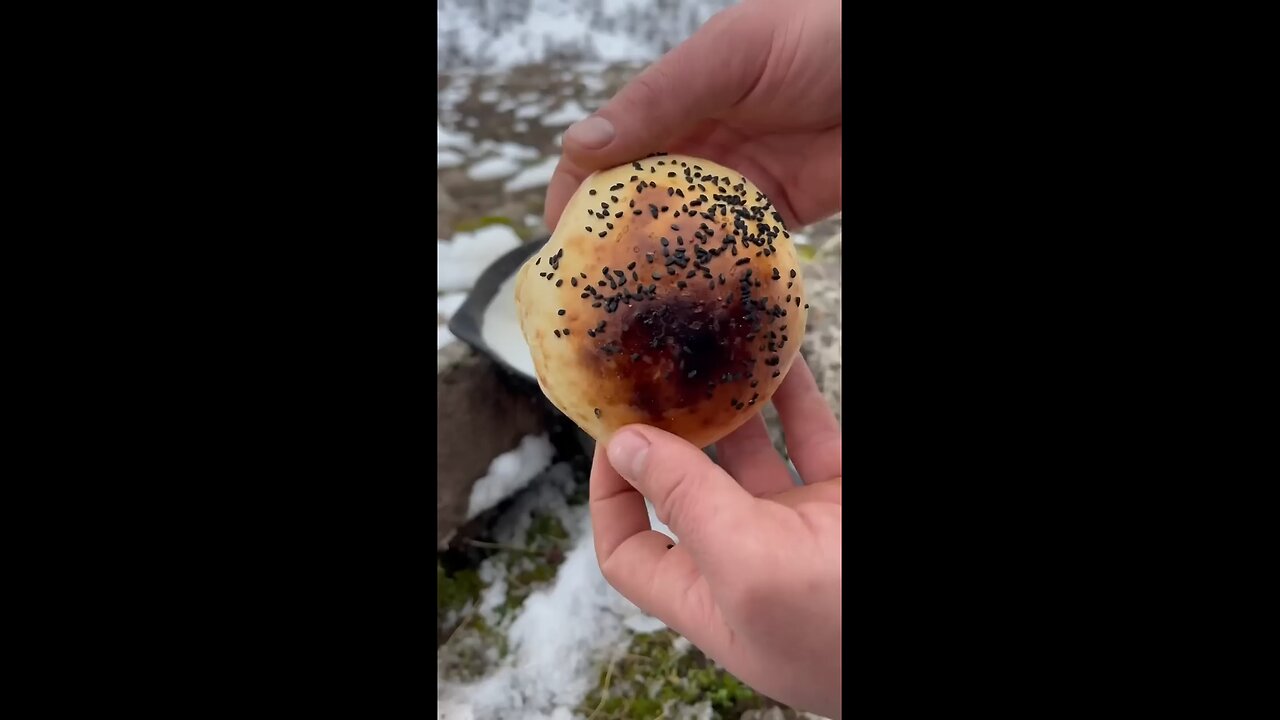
[544,0,841,234]
[553,0,844,715]
[590,357,842,719]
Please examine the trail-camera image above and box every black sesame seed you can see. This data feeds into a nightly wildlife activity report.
[735,258,750,266]
[652,271,662,280]
[790,269,797,278]
[557,309,566,316]
[594,408,601,418]
[598,231,607,237]
[589,189,596,195]
[564,329,571,336]
[554,329,561,338]
[585,226,592,232]
[556,279,563,287]
[571,277,578,287]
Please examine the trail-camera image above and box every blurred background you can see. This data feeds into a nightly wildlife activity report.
[437,2,841,718]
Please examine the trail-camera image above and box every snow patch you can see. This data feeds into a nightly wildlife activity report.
[438,325,458,351]
[437,225,523,292]
[467,156,521,181]
[478,141,541,161]
[442,513,641,718]
[504,156,560,193]
[438,0,734,71]
[438,123,471,148]
[623,613,668,634]
[467,434,556,520]
[437,291,468,320]
[438,149,465,168]
[541,99,589,126]
[514,103,545,120]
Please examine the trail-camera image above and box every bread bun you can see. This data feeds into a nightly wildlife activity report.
[515,154,808,448]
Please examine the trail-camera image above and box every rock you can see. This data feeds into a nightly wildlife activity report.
[437,353,548,548]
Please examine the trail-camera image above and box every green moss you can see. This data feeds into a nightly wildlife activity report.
[526,513,569,544]
[493,512,571,618]
[578,630,769,719]
[454,215,515,232]
[438,560,483,617]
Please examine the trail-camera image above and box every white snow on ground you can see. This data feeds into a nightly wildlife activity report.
[437,225,522,290]
[541,99,589,126]
[438,148,465,168]
[514,103,545,120]
[466,156,521,181]
[503,156,560,193]
[442,463,678,720]
[438,123,471,148]
[438,325,458,351]
[466,434,556,520]
[437,291,468,320]
[441,511,649,719]
[580,72,608,95]
[437,0,736,71]
[477,140,541,161]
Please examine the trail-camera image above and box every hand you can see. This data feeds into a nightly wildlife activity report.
[545,0,841,232]
[590,356,842,719]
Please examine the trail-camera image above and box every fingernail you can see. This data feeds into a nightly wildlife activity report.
[565,116,615,149]
[607,430,650,481]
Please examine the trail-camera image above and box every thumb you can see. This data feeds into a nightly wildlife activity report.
[560,6,768,169]
[606,425,756,556]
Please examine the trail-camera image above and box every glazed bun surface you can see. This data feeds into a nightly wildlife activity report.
[515,154,808,448]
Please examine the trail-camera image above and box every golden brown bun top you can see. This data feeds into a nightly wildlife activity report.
[515,153,808,448]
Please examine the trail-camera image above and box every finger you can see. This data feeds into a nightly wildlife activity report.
[771,354,842,484]
[714,414,793,497]
[543,155,592,231]
[605,425,758,565]
[589,442,736,655]
[588,441,653,564]
[559,6,769,173]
